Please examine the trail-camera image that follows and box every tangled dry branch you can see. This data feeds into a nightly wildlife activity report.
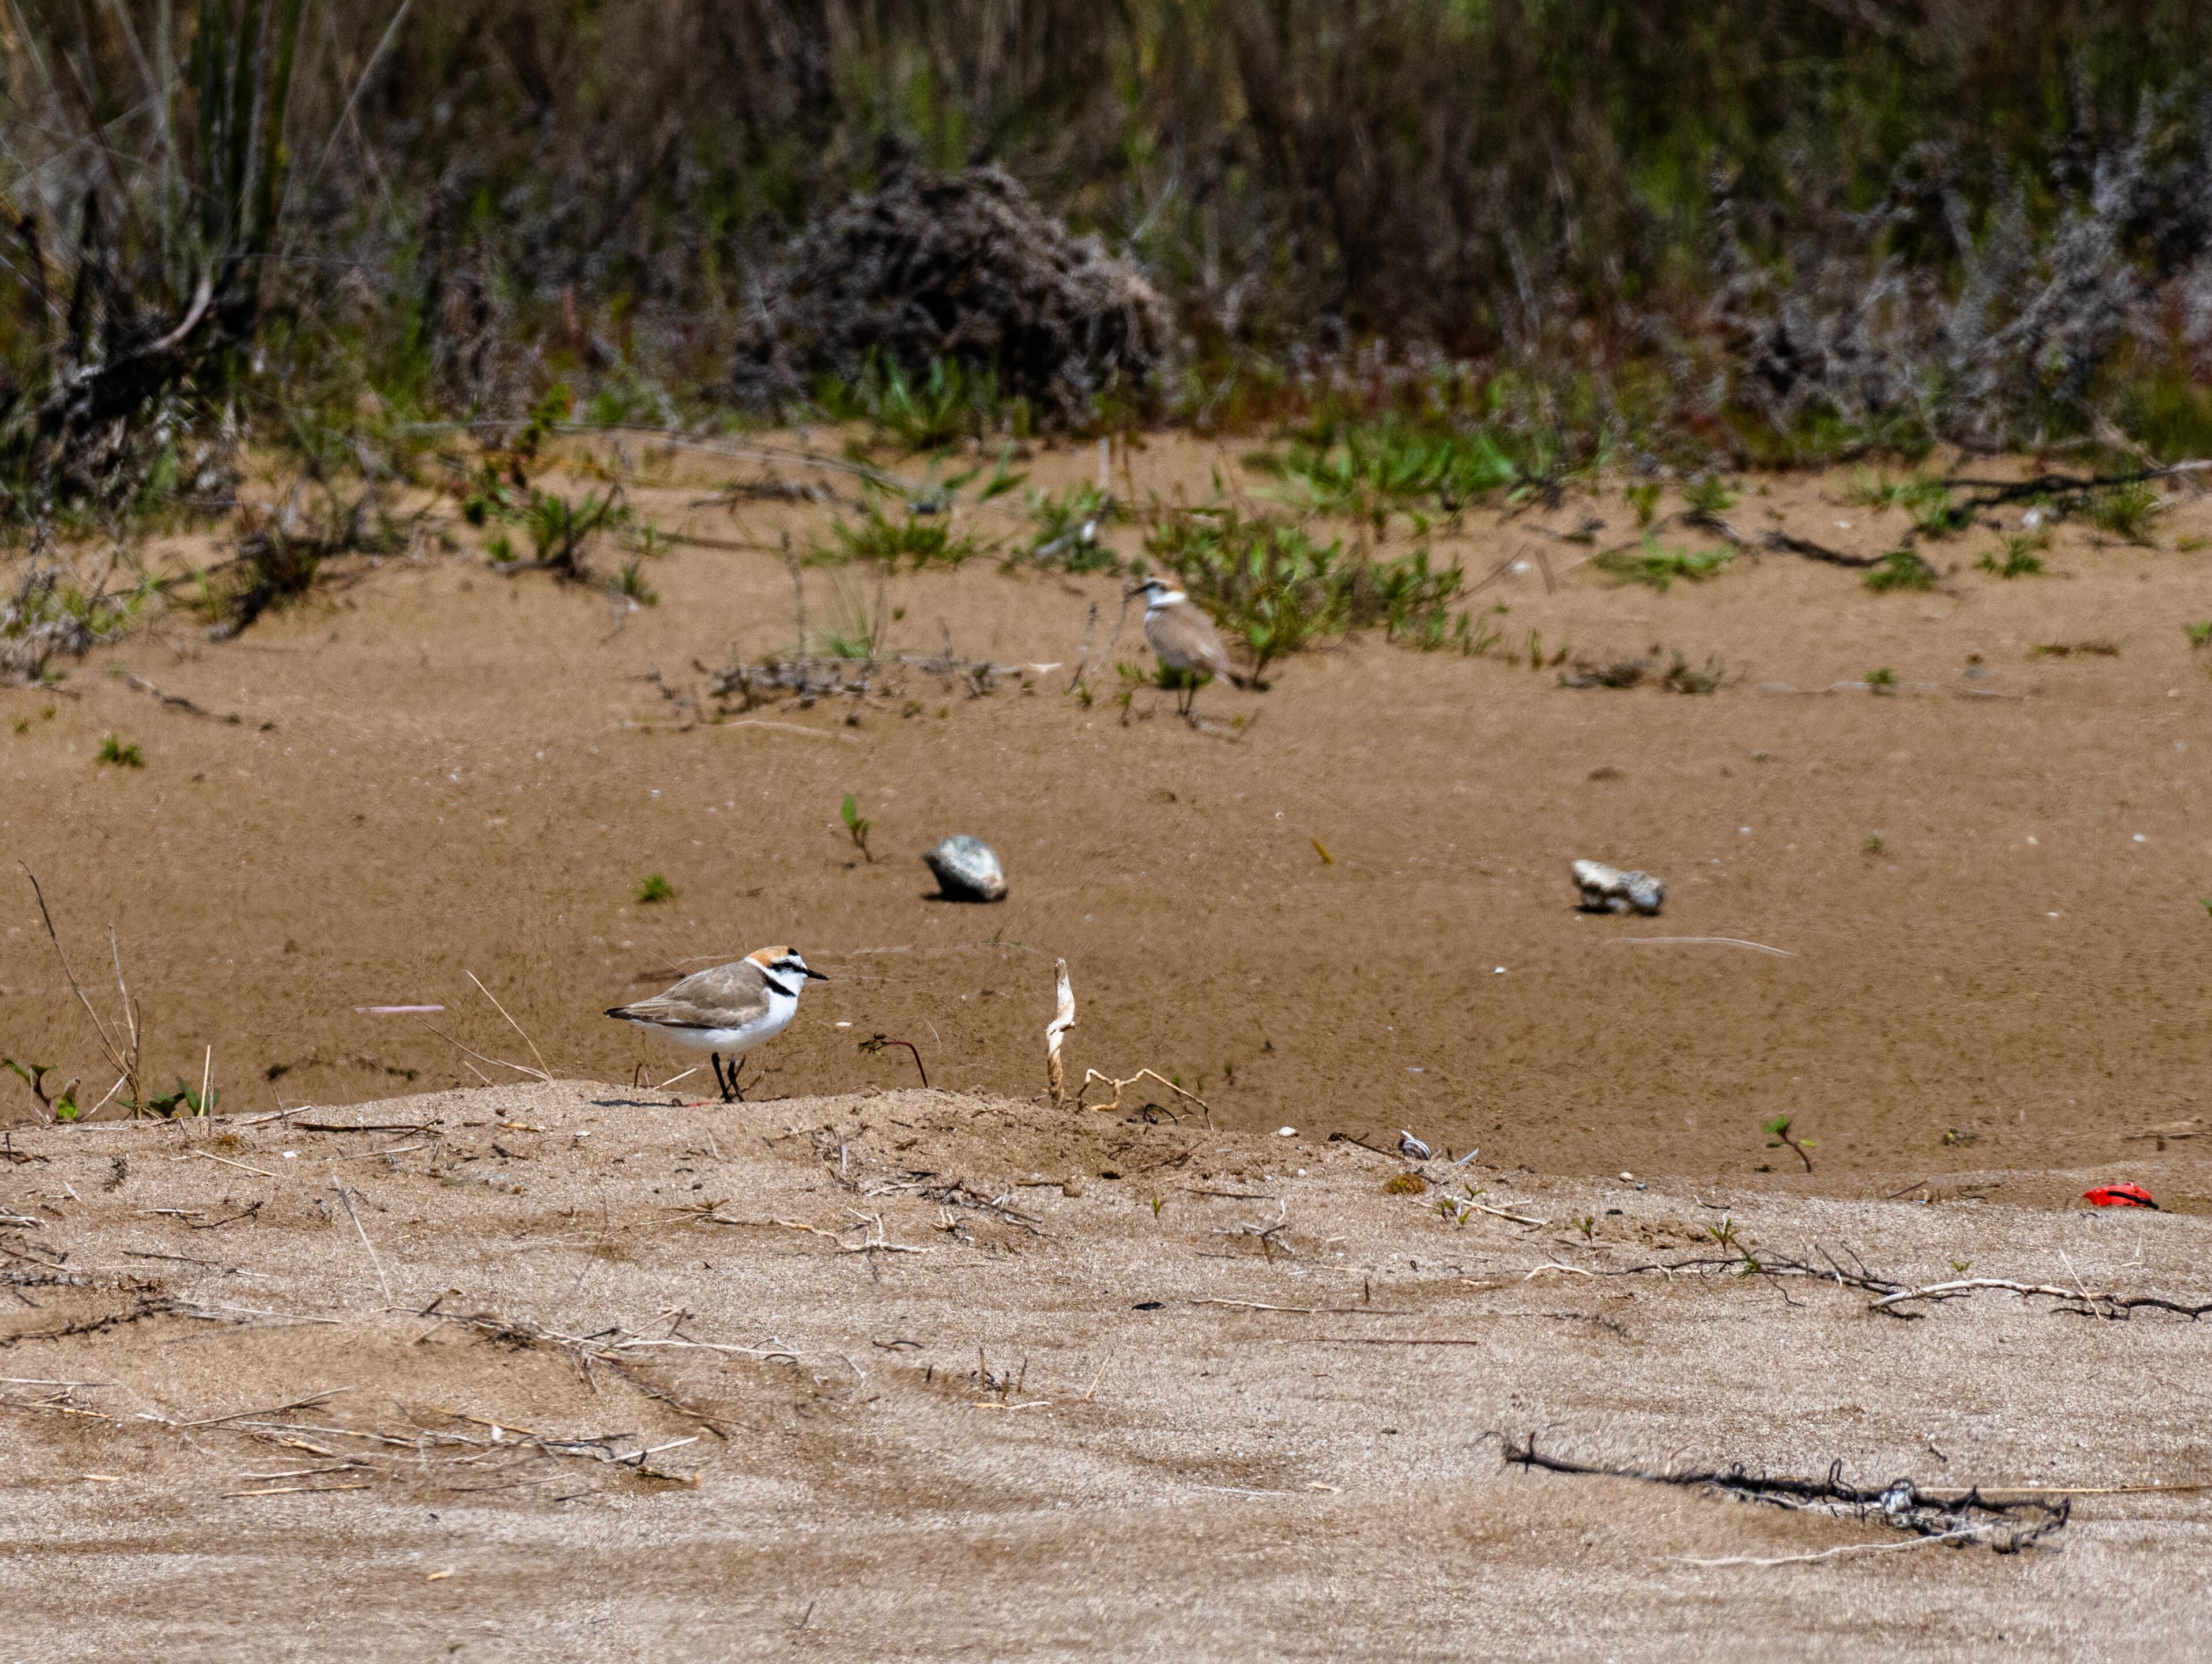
[1502,1435,2070,1553]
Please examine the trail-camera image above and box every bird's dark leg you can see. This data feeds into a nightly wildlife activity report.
[711,1053,733,1103]
[728,1055,747,1103]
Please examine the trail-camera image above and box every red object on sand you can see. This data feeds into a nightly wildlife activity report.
[2082,1183,2159,1210]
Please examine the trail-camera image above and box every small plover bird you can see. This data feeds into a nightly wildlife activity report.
[1399,1130,1432,1163]
[1132,576,1246,718]
[605,946,826,1102]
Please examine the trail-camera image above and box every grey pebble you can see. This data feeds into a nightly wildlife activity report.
[924,835,1007,903]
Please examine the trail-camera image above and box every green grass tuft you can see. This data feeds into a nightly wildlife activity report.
[1596,537,1734,591]
[1864,550,1937,593]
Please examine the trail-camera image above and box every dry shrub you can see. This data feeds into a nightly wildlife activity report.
[733,165,1171,424]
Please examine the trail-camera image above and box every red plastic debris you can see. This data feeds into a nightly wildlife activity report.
[2082,1183,2160,1210]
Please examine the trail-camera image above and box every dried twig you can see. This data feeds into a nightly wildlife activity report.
[1872,1276,2212,1320]
[116,671,267,729]
[188,1148,277,1179]
[1501,1435,2068,1552]
[1077,1067,1211,1123]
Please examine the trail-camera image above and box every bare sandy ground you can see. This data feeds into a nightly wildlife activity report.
[2,436,2211,1180]
[2,1084,2208,1660]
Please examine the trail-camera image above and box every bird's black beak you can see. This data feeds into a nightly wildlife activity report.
[801,965,830,981]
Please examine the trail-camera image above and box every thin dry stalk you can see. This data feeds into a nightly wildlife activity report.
[18,865,141,1114]
[465,971,552,1082]
[331,1176,393,1304]
[413,1018,541,1085]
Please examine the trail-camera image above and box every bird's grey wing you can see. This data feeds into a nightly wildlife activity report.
[1149,605,1236,678]
[612,959,770,1028]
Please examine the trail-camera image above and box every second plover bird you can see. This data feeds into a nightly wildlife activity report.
[1132,576,1246,718]
[605,946,826,1103]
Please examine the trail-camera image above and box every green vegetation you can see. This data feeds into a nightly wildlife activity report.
[1,567,156,684]
[1977,530,2048,578]
[3,1058,80,1123]
[1864,550,1937,593]
[2185,621,2212,650]
[1680,476,1736,519]
[1905,483,1972,539]
[840,794,874,862]
[2088,481,2163,544]
[817,501,986,569]
[1145,508,1470,686]
[96,735,145,769]
[1866,667,1897,692]
[1020,482,1122,573]
[1246,420,1541,532]
[830,357,1016,452]
[1762,1115,1815,1172]
[635,873,674,904]
[524,489,628,576]
[804,578,889,662]
[1596,538,1734,592]
[144,1077,221,1119]
[610,556,659,606]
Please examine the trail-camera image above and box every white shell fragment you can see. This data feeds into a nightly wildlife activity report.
[923,835,1008,902]
[1572,859,1665,916]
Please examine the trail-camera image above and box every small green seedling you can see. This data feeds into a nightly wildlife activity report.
[2184,621,2212,650]
[96,734,144,768]
[1866,667,1897,692]
[1951,1259,1972,1276]
[1148,1193,1166,1220]
[1863,834,1885,857]
[1575,1215,1596,1242]
[1977,530,2047,578]
[1706,1216,1739,1251]
[840,793,873,862]
[609,556,658,606]
[144,1077,220,1119]
[1682,475,1736,518]
[635,873,674,904]
[2,1058,70,1120]
[1626,481,1661,528]
[1762,1114,1815,1172]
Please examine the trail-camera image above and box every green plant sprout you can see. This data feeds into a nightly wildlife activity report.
[841,793,874,862]
[1763,1114,1815,1172]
